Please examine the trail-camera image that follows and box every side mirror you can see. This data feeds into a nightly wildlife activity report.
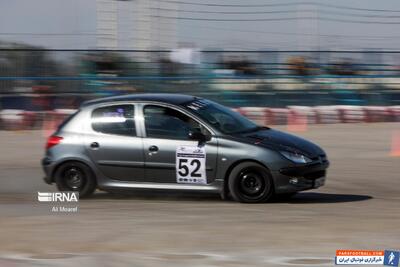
[188,131,210,143]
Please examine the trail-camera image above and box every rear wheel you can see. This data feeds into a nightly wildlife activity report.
[228,162,274,203]
[54,161,96,198]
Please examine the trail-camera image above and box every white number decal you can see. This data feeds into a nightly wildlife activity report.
[176,146,207,184]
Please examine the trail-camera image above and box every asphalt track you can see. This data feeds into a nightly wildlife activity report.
[0,123,399,266]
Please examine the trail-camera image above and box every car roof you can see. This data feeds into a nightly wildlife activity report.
[81,93,198,108]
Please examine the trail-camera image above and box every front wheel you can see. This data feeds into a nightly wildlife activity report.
[228,162,274,203]
[54,161,97,198]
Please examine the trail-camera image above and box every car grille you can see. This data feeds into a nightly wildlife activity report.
[303,170,326,180]
[303,154,328,180]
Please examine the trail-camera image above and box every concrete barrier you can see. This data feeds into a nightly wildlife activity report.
[1,106,400,130]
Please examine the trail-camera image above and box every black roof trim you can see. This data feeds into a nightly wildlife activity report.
[81,93,198,107]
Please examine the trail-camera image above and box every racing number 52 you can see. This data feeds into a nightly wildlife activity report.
[178,158,202,177]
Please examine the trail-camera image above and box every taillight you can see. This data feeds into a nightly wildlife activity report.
[46,136,63,150]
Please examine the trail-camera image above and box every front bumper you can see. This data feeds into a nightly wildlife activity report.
[273,160,329,194]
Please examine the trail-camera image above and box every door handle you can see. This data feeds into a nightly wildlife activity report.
[90,142,99,149]
[148,145,159,152]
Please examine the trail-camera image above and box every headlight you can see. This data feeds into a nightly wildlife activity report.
[280,151,312,164]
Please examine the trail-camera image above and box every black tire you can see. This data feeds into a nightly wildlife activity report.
[228,162,274,203]
[54,161,97,198]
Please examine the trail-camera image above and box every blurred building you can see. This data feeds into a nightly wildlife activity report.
[134,0,178,49]
[96,0,118,49]
[96,0,178,50]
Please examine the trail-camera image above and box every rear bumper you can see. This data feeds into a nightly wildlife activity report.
[41,157,54,184]
[273,161,329,194]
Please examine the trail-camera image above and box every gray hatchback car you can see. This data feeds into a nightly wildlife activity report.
[42,94,329,203]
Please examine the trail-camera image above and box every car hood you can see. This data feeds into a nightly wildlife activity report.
[236,128,325,158]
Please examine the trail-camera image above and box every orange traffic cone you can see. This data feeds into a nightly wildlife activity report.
[287,110,307,132]
[391,131,400,157]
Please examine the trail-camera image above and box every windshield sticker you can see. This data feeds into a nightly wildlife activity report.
[186,100,209,110]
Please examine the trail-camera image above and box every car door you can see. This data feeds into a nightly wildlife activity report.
[141,104,218,184]
[85,103,145,181]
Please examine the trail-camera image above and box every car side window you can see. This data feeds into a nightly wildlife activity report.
[91,105,136,136]
[144,105,208,140]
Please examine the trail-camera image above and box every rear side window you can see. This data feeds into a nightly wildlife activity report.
[91,105,136,136]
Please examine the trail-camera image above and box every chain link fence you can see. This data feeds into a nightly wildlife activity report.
[1,49,400,110]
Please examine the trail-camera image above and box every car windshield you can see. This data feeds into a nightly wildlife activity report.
[184,99,259,134]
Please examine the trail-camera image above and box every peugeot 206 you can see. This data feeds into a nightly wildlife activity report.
[42,94,329,203]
